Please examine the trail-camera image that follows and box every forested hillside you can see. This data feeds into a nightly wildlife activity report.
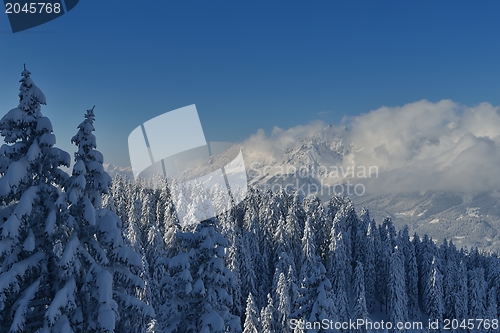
[106,176,500,333]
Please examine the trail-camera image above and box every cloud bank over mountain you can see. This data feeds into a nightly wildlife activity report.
[242,99,500,194]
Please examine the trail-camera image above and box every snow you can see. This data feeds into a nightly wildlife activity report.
[45,278,76,326]
[45,208,57,235]
[83,197,96,225]
[97,269,113,304]
[10,277,40,332]
[168,252,191,270]
[467,207,480,217]
[39,133,56,146]
[0,158,29,196]
[193,278,206,295]
[68,190,79,206]
[72,160,86,176]
[14,186,37,217]
[98,304,115,331]
[52,147,71,167]
[1,214,21,239]
[60,233,79,268]
[429,218,440,224]
[200,310,225,331]
[22,228,35,251]
[18,75,46,106]
[55,192,67,208]
[87,160,104,173]
[212,257,224,272]
[52,315,73,333]
[114,246,143,268]
[0,238,14,255]
[36,116,52,132]
[97,213,121,245]
[27,139,41,162]
[114,290,154,317]
[0,252,44,296]
[113,265,145,287]
[94,150,104,164]
[1,107,32,124]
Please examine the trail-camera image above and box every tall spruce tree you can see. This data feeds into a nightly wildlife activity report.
[261,293,278,333]
[161,218,241,333]
[0,66,74,332]
[425,257,444,330]
[468,268,486,327]
[388,246,408,332]
[293,215,335,332]
[68,106,154,332]
[242,293,260,333]
[353,261,370,333]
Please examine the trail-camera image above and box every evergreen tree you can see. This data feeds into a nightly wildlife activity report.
[353,208,370,269]
[468,268,486,326]
[398,226,419,319]
[440,239,456,319]
[364,217,377,312]
[161,218,241,333]
[375,223,390,313]
[69,106,111,208]
[241,201,264,308]
[0,66,73,332]
[240,229,258,305]
[301,215,317,264]
[303,195,329,263]
[293,213,335,332]
[69,107,153,332]
[329,227,349,324]
[275,272,292,333]
[140,187,167,330]
[353,261,370,333]
[487,287,497,333]
[285,190,305,273]
[425,257,444,330]
[453,261,468,329]
[406,240,420,320]
[261,293,278,333]
[242,293,260,333]
[388,246,408,332]
[418,235,437,309]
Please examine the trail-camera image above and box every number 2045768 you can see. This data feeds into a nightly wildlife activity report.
[5,2,61,14]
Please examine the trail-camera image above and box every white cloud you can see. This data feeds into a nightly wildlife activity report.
[242,120,327,164]
[242,99,500,194]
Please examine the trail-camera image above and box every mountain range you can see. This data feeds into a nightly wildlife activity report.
[104,118,500,252]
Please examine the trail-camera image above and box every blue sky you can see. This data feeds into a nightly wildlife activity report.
[1,1,500,167]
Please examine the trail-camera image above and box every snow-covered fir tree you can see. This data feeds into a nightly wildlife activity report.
[68,106,154,332]
[353,261,370,333]
[261,293,278,333]
[329,224,349,325]
[293,216,335,332]
[425,257,444,330]
[399,226,419,320]
[468,268,486,328]
[388,246,408,332]
[242,293,260,333]
[0,66,74,332]
[161,218,240,333]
